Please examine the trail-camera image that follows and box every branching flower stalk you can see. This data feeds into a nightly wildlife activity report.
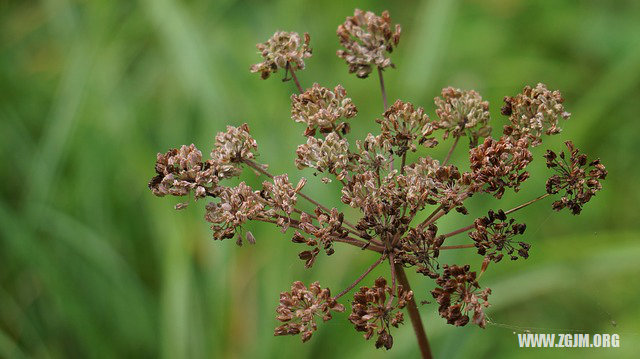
[148,8,608,359]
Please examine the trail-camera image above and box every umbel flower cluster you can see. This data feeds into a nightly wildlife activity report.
[148,9,607,358]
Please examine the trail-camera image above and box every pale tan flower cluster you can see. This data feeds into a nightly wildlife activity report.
[275,281,345,342]
[211,124,258,169]
[291,83,357,137]
[469,136,533,199]
[204,182,267,242]
[250,31,312,79]
[434,87,491,147]
[502,83,571,146]
[336,9,401,78]
[295,132,352,181]
[148,144,216,204]
[398,157,439,213]
[378,100,437,156]
[262,174,306,216]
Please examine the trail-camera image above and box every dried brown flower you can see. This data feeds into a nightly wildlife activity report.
[295,132,352,181]
[434,87,491,147]
[469,136,533,199]
[250,31,312,79]
[336,9,401,78]
[262,174,306,216]
[545,141,607,214]
[204,182,268,243]
[469,209,528,262]
[291,83,357,136]
[275,281,345,342]
[431,265,491,328]
[293,208,347,268]
[148,144,217,203]
[397,225,444,278]
[378,100,437,156]
[349,277,412,349]
[210,123,259,178]
[502,83,571,146]
[431,165,474,214]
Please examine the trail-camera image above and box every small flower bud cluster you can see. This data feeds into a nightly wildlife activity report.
[397,225,444,278]
[431,265,491,328]
[275,281,345,342]
[293,208,347,268]
[434,87,491,147]
[502,83,571,146]
[261,174,306,216]
[204,182,267,243]
[148,144,216,204]
[469,136,533,199]
[378,100,438,156]
[250,31,311,79]
[469,209,529,262]
[336,9,401,78]
[544,141,607,214]
[291,83,357,137]
[349,277,413,350]
[295,132,352,181]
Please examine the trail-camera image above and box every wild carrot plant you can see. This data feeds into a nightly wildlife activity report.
[148,9,607,358]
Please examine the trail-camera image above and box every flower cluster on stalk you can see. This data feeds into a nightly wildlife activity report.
[148,8,608,354]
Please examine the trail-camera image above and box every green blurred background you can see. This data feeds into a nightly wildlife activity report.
[1,0,639,358]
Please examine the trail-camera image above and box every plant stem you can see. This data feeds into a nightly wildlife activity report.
[377,67,389,110]
[394,264,433,359]
[289,67,304,93]
[440,244,475,250]
[334,254,386,300]
[442,136,459,165]
[441,192,552,240]
[504,193,550,215]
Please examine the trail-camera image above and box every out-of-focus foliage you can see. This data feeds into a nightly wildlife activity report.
[1,0,639,358]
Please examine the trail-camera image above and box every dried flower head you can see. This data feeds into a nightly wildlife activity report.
[293,208,347,268]
[378,100,437,156]
[349,277,413,349]
[502,83,571,146]
[397,225,444,278]
[544,141,607,214]
[275,281,345,342]
[470,136,533,199]
[353,133,391,173]
[434,87,491,147]
[336,9,401,78]
[148,144,216,203]
[210,124,259,178]
[295,132,352,181]
[204,182,267,243]
[431,265,491,328]
[398,157,440,213]
[431,165,474,214]
[291,83,357,136]
[261,174,306,216]
[469,209,528,262]
[250,31,312,79]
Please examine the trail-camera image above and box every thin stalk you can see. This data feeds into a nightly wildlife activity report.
[334,254,386,300]
[394,264,433,359]
[442,136,459,165]
[386,251,398,307]
[289,66,304,93]
[440,244,475,250]
[417,205,443,229]
[441,192,552,240]
[377,67,389,110]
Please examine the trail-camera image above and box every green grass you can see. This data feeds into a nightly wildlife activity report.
[1,0,639,358]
